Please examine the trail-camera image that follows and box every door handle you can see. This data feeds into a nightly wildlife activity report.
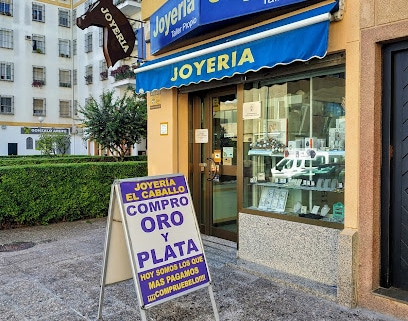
[206,157,217,181]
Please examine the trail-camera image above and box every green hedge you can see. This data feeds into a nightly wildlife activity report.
[0,161,147,228]
[0,155,147,166]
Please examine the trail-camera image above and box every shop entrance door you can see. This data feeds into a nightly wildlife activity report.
[190,88,238,242]
[381,41,408,292]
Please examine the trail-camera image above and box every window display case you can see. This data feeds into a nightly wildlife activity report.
[243,69,345,224]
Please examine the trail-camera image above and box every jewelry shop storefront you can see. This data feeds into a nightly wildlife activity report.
[137,0,359,307]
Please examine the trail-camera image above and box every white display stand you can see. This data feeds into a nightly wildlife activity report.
[258,187,288,212]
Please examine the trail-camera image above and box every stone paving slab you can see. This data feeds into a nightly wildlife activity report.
[0,218,405,321]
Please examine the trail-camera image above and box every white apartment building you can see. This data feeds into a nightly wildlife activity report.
[0,0,145,156]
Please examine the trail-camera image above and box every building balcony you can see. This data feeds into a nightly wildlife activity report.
[111,77,135,89]
[110,64,135,88]
[114,0,141,16]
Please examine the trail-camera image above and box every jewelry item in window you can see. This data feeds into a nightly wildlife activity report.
[293,201,302,213]
[311,205,320,215]
[257,172,266,181]
[321,204,330,217]
[323,179,331,189]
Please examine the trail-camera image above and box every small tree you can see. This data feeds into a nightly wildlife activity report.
[79,88,147,161]
[54,132,71,155]
[37,132,71,156]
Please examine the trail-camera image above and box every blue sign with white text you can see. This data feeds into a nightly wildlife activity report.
[150,0,319,53]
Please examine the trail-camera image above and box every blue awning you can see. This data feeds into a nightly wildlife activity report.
[135,2,337,93]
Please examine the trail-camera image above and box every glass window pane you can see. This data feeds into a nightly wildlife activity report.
[243,69,345,224]
[0,29,12,49]
[0,62,12,80]
[0,96,12,113]
[26,137,33,150]
[59,9,70,27]
[32,4,44,22]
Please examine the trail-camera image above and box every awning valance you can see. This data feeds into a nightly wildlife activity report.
[135,2,337,93]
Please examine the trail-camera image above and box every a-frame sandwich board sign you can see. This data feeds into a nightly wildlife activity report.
[97,174,219,321]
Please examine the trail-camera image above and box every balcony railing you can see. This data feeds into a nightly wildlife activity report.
[32,80,45,87]
[110,64,134,81]
[33,110,46,116]
[85,75,93,85]
[100,71,108,81]
[0,107,13,115]
[110,64,135,88]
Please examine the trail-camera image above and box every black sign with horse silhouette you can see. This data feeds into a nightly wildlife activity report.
[76,0,136,67]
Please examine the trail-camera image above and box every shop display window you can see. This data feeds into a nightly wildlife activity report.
[242,69,345,224]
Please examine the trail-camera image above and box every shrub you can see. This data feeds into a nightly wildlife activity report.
[37,132,71,156]
[0,155,146,166]
[0,161,147,228]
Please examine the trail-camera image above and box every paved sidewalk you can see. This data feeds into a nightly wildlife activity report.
[0,218,404,321]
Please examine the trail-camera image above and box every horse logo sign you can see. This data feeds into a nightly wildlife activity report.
[76,0,136,67]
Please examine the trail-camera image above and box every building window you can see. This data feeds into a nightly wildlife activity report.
[33,98,46,116]
[0,0,12,16]
[58,9,70,27]
[243,67,346,225]
[85,65,93,84]
[73,69,77,85]
[59,100,71,118]
[32,34,45,54]
[99,60,108,80]
[0,61,13,81]
[58,39,70,57]
[59,69,71,88]
[0,28,12,49]
[26,137,33,150]
[73,39,77,56]
[32,66,45,87]
[0,95,13,114]
[85,32,92,53]
[32,3,45,22]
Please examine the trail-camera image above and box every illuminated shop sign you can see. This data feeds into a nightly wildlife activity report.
[150,0,320,53]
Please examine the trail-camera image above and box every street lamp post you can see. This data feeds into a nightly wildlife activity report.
[38,116,44,132]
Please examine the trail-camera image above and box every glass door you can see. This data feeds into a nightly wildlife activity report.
[210,92,237,240]
[190,88,238,242]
